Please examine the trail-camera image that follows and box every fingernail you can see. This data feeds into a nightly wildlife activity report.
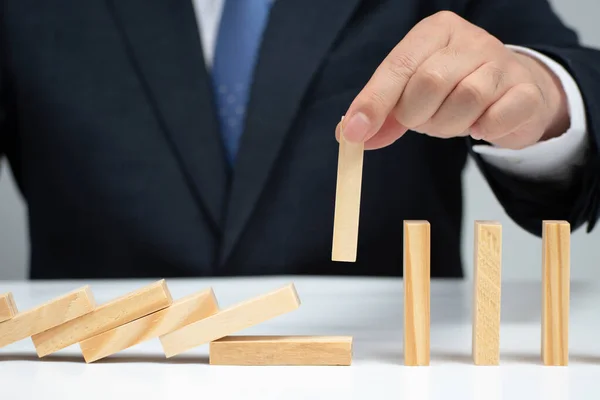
[342,112,371,142]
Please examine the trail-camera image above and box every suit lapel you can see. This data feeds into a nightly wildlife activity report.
[220,0,362,263]
[108,0,229,232]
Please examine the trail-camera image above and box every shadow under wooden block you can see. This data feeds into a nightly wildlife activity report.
[160,283,301,358]
[0,292,18,323]
[80,288,219,363]
[0,352,209,365]
[209,335,353,366]
[0,286,96,348]
[31,280,172,357]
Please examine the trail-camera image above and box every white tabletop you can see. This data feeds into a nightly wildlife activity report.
[0,276,599,399]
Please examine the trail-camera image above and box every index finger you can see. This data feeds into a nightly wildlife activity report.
[341,15,452,143]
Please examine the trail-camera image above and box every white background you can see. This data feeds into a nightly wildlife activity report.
[1,0,599,280]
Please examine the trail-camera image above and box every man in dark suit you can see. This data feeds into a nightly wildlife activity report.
[0,0,598,280]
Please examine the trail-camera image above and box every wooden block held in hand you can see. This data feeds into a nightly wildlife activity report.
[160,283,300,358]
[403,220,430,366]
[32,280,172,357]
[0,292,18,323]
[331,117,364,262]
[542,220,570,366]
[80,288,219,363]
[0,287,95,348]
[209,336,353,366]
[472,221,502,365]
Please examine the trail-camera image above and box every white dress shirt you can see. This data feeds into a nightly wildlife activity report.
[191,0,588,183]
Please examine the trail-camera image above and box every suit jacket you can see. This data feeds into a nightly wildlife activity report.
[1,0,599,280]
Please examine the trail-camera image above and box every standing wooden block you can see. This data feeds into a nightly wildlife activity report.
[331,118,364,262]
[209,335,353,366]
[472,221,502,365]
[0,292,18,323]
[160,283,300,358]
[542,220,570,366]
[79,288,219,363]
[32,280,172,357]
[403,220,430,366]
[0,286,95,348]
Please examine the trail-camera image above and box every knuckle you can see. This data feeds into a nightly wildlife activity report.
[349,90,387,123]
[433,10,459,24]
[387,52,419,84]
[438,45,460,59]
[418,67,450,92]
[484,62,508,92]
[516,83,543,107]
[456,78,487,106]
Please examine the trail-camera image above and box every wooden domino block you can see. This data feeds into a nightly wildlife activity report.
[472,221,502,365]
[209,335,353,366]
[32,280,172,357]
[160,283,300,358]
[542,220,570,366]
[0,286,95,348]
[0,292,18,323]
[331,117,364,262]
[403,220,430,366]
[79,288,219,363]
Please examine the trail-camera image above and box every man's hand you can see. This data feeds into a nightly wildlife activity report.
[336,11,570,150]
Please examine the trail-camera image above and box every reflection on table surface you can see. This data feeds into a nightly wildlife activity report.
[0,276,599,399]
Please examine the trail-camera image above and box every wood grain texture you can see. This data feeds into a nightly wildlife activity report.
[0,286,96,348]
[80,288,219,363]
[472,221,502,365]
[331,119,364,262]
[403,220,430,366]
[209,335,353,366]
[0,292,18,323]
[542,220,570,366]
[32,280,172,357]
[160,283,301,358]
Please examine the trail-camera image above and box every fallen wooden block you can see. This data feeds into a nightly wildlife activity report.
[32,280,172,357]
[331,117,364,262]
[403,220,430,366]
[472,221,502,365]
[209,335,353,366]
[160,283,300,358]
[79,288,219,363]
[0,286,95,348]
[0,292,18,323]
[542,220,570,366]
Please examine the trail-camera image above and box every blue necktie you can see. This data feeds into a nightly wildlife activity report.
[212,0,272,164]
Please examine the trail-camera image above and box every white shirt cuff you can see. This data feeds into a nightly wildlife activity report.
[471,45,588,183]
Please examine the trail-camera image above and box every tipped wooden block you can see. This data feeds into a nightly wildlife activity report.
[32,280,172,357]
[79,288,219,363]
[542,220,570,366]
[331,118,364,262]
[160,283,300,358]
[403,220,430,366]
[0,292,18,323]
[209,336,353,366]
[472,221,502,365]
[0,286,96,348]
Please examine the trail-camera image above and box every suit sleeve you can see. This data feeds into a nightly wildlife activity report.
[461,0,600,236]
